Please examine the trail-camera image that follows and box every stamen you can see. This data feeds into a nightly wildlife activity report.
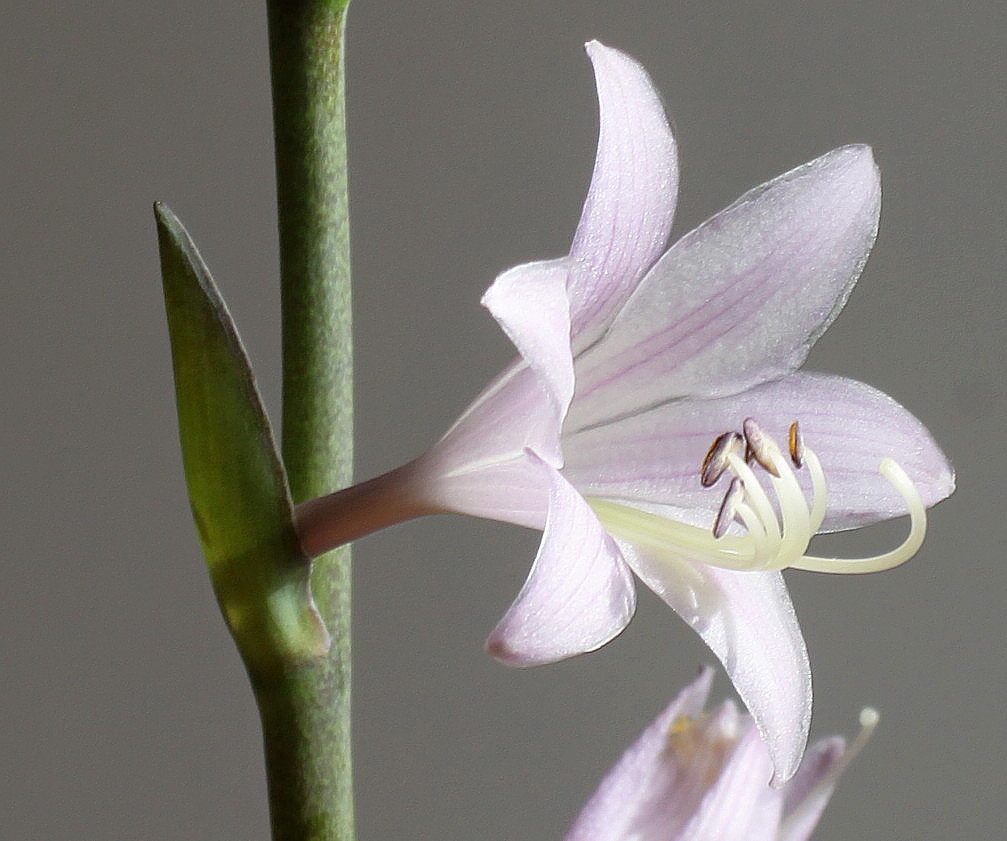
[788,421,805,468]
[734,500,771,559]
[589,498,758,570]
[701,431,743,487]
[805,450,828,532]
[713,478,744,538]
[763,446,814,570]
[742,418,781,477]
[726,452,782,550]
[590,424,929,579]
[667,705,740,783]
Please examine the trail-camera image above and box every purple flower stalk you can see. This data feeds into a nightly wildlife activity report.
[564,667,878,841]
[297,42,953,780]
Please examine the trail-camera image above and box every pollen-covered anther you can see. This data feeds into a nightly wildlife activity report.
[701,431,744,487]
[742,417,781,478]
[788,421,805,468]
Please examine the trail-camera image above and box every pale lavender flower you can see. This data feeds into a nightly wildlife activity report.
[564,667,877,841]
[297,42,953,781]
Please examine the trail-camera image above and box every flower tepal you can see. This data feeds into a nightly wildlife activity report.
[295,41,954,782]
[563,668,879,841]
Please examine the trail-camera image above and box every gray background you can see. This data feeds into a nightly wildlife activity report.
[2,1,1002,838]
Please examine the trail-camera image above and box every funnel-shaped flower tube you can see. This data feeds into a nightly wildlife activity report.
[564,667,878,841]
[296,42,953,782]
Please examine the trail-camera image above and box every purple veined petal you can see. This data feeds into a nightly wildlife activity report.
[482,259,575,421]
[420,256,577,508]
[411,362,559,529]
[778,737,846,841]
[617,541,811,783]
[423,259,572,491]
[562,372,954,531]
[435,359,564,476]
[563,668,716,841]
[677,723,781,841]
[486,452,636,666]
[568,145,882,431]
[410,444,550,530]
[567,41,678,350]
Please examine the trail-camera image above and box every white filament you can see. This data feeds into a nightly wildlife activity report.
[794,459,926,573]
[590,432,927,575]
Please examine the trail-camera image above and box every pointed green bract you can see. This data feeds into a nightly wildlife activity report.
[155,202,329,671]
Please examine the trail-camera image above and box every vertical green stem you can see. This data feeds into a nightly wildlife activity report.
[260,2,354,840]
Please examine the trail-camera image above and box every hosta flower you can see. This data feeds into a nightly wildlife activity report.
[297,42,953,780]
[564,667,878,841]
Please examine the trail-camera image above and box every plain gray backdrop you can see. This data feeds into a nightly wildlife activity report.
[2,1,1002,838]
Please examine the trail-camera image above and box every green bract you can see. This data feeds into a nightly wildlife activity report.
[156,203,329,672]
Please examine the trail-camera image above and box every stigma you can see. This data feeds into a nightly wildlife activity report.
[590,418,927,574]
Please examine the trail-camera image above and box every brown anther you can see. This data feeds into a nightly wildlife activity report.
[713,477,745,539]
[788,421,805,468]
[742,418,781,478]
[700,431,743,487]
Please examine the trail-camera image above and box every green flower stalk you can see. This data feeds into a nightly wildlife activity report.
[263,2,354,839]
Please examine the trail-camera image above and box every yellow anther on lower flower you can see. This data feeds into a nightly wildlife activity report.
[589,420,927,575]
[666,711,737,784]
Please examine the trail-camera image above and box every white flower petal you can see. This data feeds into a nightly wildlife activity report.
[778,737,846,841]
[412,448,550,530]
[618,542,811,783]
[678,724,780,841]
[486,453,636,665]
[414,364,559,528]
[567,42,679,349]
[482,259,575,420]
[569,146,881,430]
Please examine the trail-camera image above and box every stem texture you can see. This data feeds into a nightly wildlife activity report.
[261,2,354,839]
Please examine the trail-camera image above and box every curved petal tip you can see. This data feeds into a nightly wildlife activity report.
[485,454,637,667]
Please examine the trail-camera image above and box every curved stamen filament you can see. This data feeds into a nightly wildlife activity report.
[764,449,813,570]
[589,499,759,570]
[792,458,926,574]
[805,449,828,532]
[726,453,782,550]
[735,501,770,559]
